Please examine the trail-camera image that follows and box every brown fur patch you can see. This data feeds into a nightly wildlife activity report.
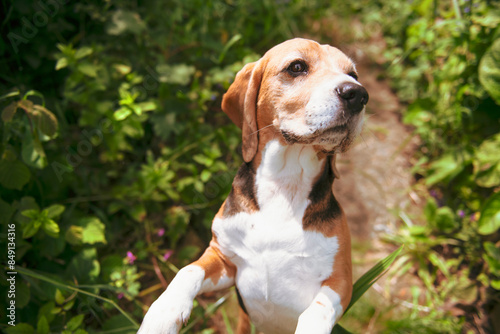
[192,243,236,286]
[302,156,343,237]
[321,221,353,311]
[223,162,259,217]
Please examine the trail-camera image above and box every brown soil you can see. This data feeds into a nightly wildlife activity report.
[333,58,419,242]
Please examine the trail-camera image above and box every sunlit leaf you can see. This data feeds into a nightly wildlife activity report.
[67,315,85,331]
[66,225,84,246]
[55,289,65,305]
[45,204,65,219]
[80,217,107,245]
[107,10,146,35]
[156,64,196,86]
[32,105,58,138]
[42,218,60,238]
[345,246,403,314]
[114,107,132,121]
[479,38,500,104]
[23,219,42,239]
[77,62,98,77]
[22,130,47,169]
[425,154,464,186]
[2,101,18,122]
[478,192,500,235]
[55,57,69,70]
[75,47,93,59]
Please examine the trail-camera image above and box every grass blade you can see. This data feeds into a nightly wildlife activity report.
[346,246,403,314]
[13,266,140,329]
[331,246,403,334]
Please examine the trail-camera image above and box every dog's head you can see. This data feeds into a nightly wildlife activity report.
[222,38,368,163]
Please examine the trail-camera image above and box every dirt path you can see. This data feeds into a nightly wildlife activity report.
[333,59,418,243]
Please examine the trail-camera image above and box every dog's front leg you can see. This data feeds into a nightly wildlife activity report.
[295,241,352,334]
[138,246,235,334]
[294,286,345,334]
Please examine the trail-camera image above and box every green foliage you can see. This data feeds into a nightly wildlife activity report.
[0,0,344,332]
[350,0,500,331]
[1,0,497,332]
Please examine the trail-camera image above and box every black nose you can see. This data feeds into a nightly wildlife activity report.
[337,83,369,113]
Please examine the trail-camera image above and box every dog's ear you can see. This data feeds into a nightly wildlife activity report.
[222,60,263,163]
[330,154,341,179]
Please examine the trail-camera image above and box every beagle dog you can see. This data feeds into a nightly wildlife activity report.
[139,38,368,334]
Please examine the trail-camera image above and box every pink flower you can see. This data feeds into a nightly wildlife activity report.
[126,251,137,264]
[117,293,124,299]
[163,250,173,261]
[157,228,165,237]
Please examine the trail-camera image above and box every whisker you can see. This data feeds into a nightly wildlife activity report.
[360,133,369,148]
[246,124,274,137]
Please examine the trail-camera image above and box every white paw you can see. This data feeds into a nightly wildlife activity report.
[138,296,194,334]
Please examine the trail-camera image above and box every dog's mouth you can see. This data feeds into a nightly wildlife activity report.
[281,122,349,144]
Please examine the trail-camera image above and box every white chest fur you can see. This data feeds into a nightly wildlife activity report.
[212,140,340,334]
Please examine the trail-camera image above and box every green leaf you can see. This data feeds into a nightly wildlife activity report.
[479,38,500,104]
[484,241,500,261]
[75,47,93,59]
[77,62,98,77]
[107,10,146,35]
[193,154,213,167]
[114,107,132,121]
[55,57,69,70]
[345,246,403,314]
[45,204,65,219]
[42,218,60,238]
[37,316,49,334]
[81,217,107,244]
[492,280,500,290]
[22,129,47,169]
[66,217,107,245]
[2,101,18,122]
[55,289,65,305]
[66,314,85,331]
[478,192,500,235]
[65,225,84,246]
[0,90,20,101]
[473,134,500,187]
[218,34,242,64]
[138,101,156,112]
[32,105,58,138]
[21,209,40,219]
[4,323,35,334]
[425,154,464,186]
[22,216,42,239]
[0,159,30,190]
[73,330,89,334]
[17,99,34,112]
[156,63,196,85]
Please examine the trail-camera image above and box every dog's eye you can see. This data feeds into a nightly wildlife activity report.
[287,61,307,75]
[348,71,358,80]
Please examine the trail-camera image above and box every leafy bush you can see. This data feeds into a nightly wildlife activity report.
[1,1,356,332]
[352,0,500,331]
